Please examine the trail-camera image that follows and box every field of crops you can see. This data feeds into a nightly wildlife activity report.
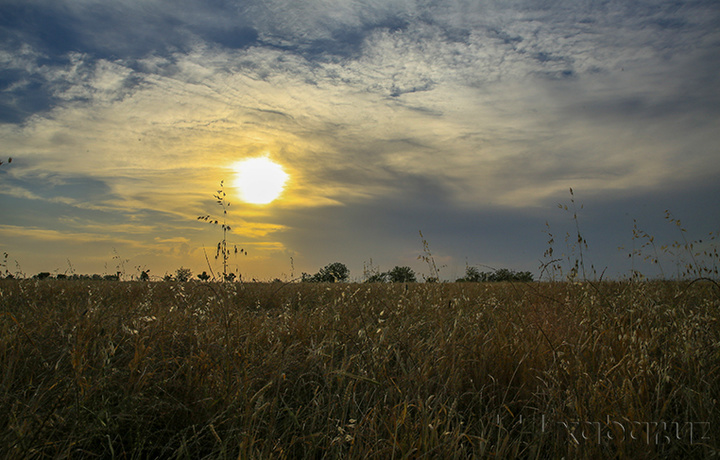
[1,279,718,458]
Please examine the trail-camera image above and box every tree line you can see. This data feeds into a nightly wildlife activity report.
[4,264,533,283]
[301,263,534,283]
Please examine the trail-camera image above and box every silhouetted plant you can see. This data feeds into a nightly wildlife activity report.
[627,211,719,281]
[539,221,563,281]
[556,187,589,280]
[198,180,247,281]
[541,188,600,282]
[1,252,9,279]
[663,210,720,280]
[197,271,211,282]
[362,258,384,282]
[1,252,23,279]
[111,248,129,281]
[418,231,442,282]
[65,259,76,277]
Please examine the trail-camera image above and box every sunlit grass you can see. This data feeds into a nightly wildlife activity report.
[1,279,718,458]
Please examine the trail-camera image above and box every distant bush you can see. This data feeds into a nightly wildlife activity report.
[366,266,417,283]
[175,267,192,282]
[457,266,534,282]
[388,266,417,283]
[365,272,388,283]
[302,262,350,283]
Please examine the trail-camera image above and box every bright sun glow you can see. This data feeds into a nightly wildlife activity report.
[232,157,289,204]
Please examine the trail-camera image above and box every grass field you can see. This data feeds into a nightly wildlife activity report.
[1,278,718,458]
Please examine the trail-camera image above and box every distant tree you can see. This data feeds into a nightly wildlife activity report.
[387,266,417,283]
[321,262,349,282]
[514,271,534,282]
[197,271,210,282]
[223,272,236,282]
[487,268,533,282]
[365,272,389,283]
[35,272,51,280]
[303,263,350,283]
[140,270,150,281]
[462,266,483,282]
[457,267,534,283]
[418,231,442,282]
[175,267,192,282]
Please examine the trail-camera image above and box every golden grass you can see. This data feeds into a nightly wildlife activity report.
[1,279,718,458]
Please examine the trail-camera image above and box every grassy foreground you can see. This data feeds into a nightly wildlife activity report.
[1,279,718,459]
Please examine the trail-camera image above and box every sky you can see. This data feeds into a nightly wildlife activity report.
[1,0,719,281]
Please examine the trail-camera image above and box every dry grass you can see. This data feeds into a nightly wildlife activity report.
[1,279,718,458]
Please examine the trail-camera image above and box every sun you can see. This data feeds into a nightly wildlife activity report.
[232,157,289,204]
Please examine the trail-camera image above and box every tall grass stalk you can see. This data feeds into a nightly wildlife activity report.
[198,181,247,282]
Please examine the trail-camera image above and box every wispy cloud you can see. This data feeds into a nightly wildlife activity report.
[0,224,143,246]
[1,0,718,278]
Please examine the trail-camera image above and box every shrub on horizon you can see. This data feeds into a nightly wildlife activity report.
[302,262,350,283]
[388,266,417,283]
[457,266,534,282]
[175,267,192,282]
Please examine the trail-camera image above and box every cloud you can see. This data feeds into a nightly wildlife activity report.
[1,0,718,278]
[4,21,718,213]
[0,224,141,246]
